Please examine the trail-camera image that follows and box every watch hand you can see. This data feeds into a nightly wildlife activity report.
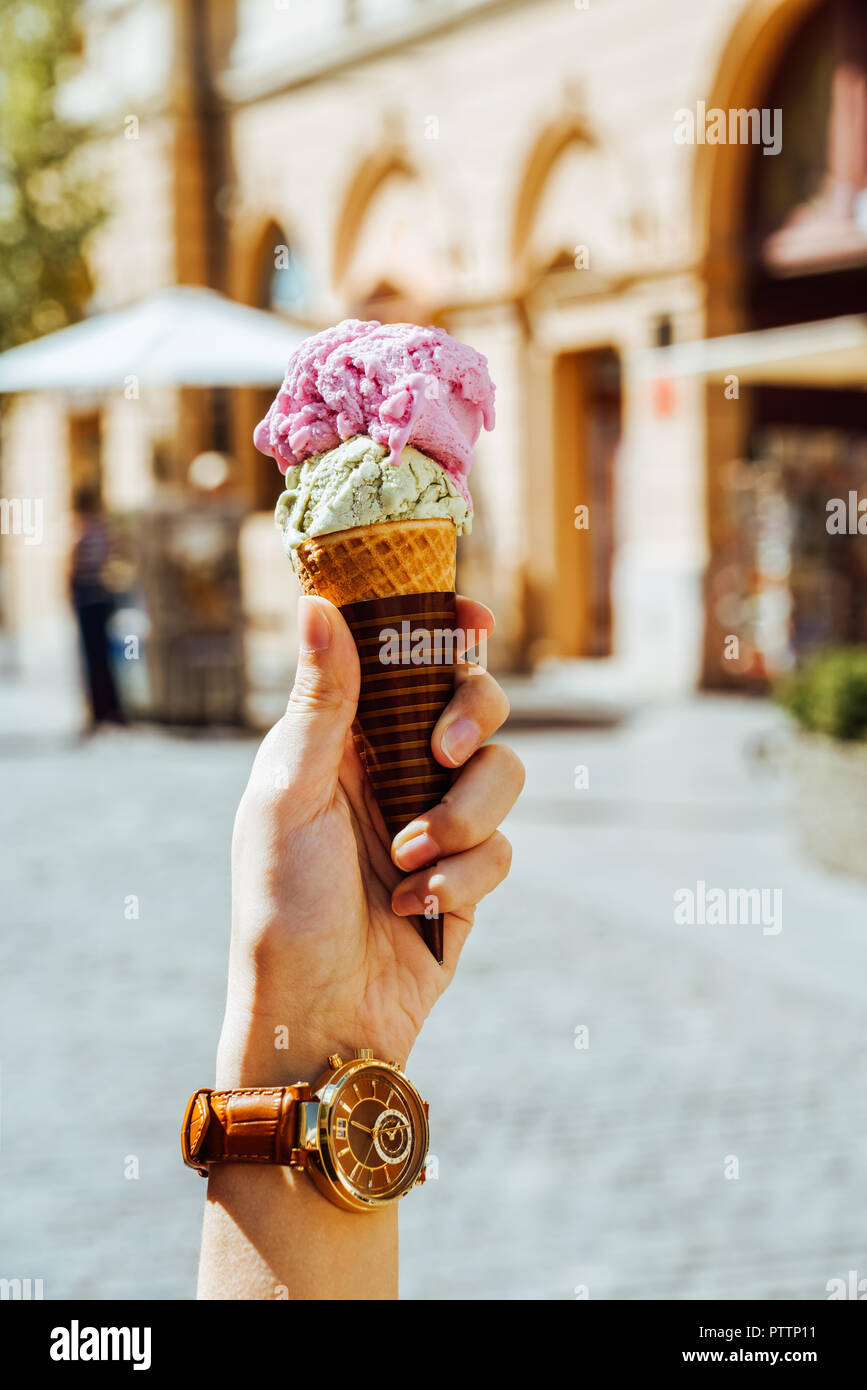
[351,1120,374,1134]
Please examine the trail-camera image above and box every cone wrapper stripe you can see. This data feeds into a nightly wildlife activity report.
[340,590,457,963]
[340,591,456,834]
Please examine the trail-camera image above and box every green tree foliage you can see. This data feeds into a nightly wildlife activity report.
[0,0,104,351]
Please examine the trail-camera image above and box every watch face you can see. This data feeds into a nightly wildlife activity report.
[326,1065,427,1203]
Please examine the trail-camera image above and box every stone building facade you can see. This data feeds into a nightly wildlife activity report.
[2,0,865,712]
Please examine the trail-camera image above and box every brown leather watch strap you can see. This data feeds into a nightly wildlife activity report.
[182,1085,311,1176]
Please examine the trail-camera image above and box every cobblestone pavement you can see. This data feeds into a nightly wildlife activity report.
[1,697,865,1301]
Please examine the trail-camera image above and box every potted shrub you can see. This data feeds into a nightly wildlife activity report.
[776,646,867,879]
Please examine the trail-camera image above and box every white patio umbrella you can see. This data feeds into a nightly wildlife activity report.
[0,286,306,392]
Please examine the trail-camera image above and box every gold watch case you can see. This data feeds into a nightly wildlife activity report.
[299,1050,429,1212]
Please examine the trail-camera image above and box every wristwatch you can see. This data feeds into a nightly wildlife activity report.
[181,1049,429,1212]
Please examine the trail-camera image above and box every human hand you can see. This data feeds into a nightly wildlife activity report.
[217,593,524,1086]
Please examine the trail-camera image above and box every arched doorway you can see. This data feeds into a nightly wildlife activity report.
[701,0,867,686]
[515,123,625,661]
[332,147,451,320]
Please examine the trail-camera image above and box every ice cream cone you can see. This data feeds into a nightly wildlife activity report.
[292,518,459,963]
[291,517,456,605]
[259,318,496,963]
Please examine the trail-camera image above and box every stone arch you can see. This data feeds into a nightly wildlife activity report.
[696,0,824,334]
[232,215,298,307]
[331,145,453,310]
[696,0,830,686]
[511,116,597,272]
[511,111,648,288]
[238,216,309,314]
[331,148,417,290]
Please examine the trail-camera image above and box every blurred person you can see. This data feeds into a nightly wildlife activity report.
[69,483,125,731]
[192,594,523,1299]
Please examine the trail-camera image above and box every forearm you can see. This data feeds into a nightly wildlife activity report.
[198,1166,397,1301]
[196,1012,398,1301]
[194,587,519,1300]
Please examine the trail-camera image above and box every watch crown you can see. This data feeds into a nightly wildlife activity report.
[353,1048,374,1060]
[327,1054,343,1069]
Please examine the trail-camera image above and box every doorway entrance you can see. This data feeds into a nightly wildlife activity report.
[552,347,621,658]
[702,0,867,686]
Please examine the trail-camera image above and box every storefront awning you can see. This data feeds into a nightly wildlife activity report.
[634,315,867,389]
[0,287,307,393]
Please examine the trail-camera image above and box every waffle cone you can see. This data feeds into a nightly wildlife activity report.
[291,518,456,605]
[289,519,460,963]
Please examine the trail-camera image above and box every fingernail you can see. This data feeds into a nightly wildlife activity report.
[393,819,426,849]
[441,717,480,767]
[393,831,440,870]
[392,888,424,916]
[298,596,332,651]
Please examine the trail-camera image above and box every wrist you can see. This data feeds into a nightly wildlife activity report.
[216,1009,336,1089]
[217,948,339,1085]
[217,960,419,1088]
[216,996,399,1091]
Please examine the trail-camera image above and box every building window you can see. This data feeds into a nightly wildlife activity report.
[258,230,307,316]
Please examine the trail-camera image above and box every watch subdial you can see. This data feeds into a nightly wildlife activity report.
[372,1108,412,1164]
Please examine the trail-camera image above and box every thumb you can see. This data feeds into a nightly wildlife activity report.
[282,595,360,799]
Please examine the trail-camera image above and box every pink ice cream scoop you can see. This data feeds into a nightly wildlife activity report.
[253,319,496,506]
